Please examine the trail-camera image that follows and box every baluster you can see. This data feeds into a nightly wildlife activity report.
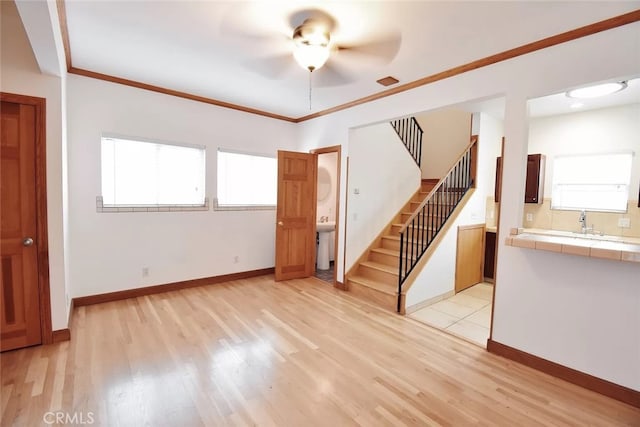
[427,197,431,240]
[468,151,472,189]
[421,205,426,252]
[410,123,414,159]
[444,176,450,220]
[410,218,415,271]
[398,231,404,312]
[453,163,460,205]
[462,152,468,189]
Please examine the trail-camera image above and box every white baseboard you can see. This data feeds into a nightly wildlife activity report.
[405,289,455,314]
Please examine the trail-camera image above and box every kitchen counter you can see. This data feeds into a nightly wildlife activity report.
[506,228,640,263]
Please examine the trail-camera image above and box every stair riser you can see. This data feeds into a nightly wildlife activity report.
[359,265,397,285]
[369,251,399,268]
[346,280,398,312]
[381,238,400,251]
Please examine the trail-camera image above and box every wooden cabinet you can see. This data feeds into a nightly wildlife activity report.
[484,230,496,282]
[495,154,545,204]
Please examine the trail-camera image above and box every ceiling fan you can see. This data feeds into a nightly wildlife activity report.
[229,9,402,87]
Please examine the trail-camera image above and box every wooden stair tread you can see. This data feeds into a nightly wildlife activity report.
[348,275,397,295]
[360,261,398,275]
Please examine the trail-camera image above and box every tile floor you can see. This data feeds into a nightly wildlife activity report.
[314,261,334,284]
[410,282,493,347]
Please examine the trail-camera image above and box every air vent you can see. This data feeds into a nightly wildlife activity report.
[376,76,399,87]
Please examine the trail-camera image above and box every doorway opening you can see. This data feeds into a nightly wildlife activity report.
[311,145,341,285]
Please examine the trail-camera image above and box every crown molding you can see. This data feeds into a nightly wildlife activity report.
[55,2,640,123]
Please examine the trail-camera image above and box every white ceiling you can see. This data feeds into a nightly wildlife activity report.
[63,1,639,119]
[528,77,640,118]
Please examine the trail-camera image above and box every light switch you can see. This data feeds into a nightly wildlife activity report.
[354,188,360,195]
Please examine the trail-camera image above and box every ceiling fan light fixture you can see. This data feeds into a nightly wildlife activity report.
[293,43,330,72]
[566,81,627,99]
[293,19,330,72]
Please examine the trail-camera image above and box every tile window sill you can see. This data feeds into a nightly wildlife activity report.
[96,196,209,212]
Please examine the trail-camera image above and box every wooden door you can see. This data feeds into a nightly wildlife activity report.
[524,154,545,204]
[455,224,485,293]
[275,151,317,281]
[1,98,43,351]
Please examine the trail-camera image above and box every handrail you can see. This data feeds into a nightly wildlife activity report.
[397,136,478,234]
[390,117,423,167]
[396,136,478,312]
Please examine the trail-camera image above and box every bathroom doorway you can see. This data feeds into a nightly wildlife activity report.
[311,145,341,286]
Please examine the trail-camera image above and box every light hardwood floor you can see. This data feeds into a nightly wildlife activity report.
[2,275,639,426]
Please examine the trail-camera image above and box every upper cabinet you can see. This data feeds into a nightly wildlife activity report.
[495,154,545,204]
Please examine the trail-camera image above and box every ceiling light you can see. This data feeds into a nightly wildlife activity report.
[293,19,330,72]
[566,81,627,99]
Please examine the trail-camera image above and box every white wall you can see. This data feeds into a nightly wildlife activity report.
[1,1,70,331]
[406,113,503,307]
[529,103,640,196]
[67,74,297,297]
[345,122,421,271]
[416,109,472,179]
[297,21,640,390]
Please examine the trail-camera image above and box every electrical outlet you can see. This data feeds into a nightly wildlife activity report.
[526,213,533,222]
[353,213,358,221]
[233,256,239,264]
[142,267,149,277]
[618,218,630,228]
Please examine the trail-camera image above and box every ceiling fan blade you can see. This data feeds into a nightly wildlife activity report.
[313,61,355,87]
[243,53,295,79]
[337,31,402,64]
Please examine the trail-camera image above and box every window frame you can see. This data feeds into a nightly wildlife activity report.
[214,148,277,211]
[99,133,208,212]
[550,151,633,213]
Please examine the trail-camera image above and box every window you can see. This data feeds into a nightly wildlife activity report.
[216,149,276,209]
[551,152,633,212]
[101,135,206,206]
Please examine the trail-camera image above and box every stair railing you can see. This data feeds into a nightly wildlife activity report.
[397,137,478,312]
[390,117,423,167]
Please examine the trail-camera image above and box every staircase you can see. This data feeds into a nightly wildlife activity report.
[345,129,477,314]
[346,179,438,312]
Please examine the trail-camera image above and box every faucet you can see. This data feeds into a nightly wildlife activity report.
[578,210,592,234]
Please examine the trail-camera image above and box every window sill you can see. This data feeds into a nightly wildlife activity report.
[96,196,209,212]
[212,199,275,211]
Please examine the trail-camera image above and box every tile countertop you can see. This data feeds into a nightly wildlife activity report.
[506,228,640,263]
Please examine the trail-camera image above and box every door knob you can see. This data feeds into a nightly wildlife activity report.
[278,221,284,226]
[23,237,34,246]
